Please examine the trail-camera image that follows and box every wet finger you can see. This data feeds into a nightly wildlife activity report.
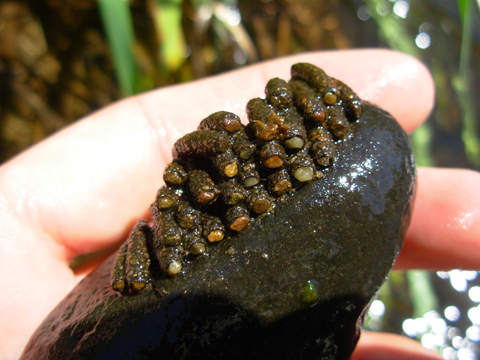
[395,167,480,270]
[352,331,443,360]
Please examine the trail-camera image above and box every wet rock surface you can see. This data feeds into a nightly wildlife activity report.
[21,66,416,360]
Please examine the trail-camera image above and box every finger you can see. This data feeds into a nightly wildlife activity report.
[395,167,480,270]
[0,209,76,360]
[352,331,443,360]
[0,49,434,260]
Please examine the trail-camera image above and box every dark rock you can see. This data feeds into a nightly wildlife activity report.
[21,103,416,360]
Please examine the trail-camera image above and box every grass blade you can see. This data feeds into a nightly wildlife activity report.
[406,271,438,319]
[98,0,137,96]
[150,0,187,72]
[455,0,480,168]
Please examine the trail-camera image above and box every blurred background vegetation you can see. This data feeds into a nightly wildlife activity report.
[0,0,479,358]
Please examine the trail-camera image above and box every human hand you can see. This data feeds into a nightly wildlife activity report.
[0,49,478,360]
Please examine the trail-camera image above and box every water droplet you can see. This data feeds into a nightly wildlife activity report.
[450,270,468,292]
[468,307,480,325]
[402,318,417,337]
[469,286,480,302]
[431,317,447,334]
[442,346,457,360]
[452,335,464,349]
[466,326,480,342]
[419,22,433,33]
[463,271,477,281]
[415,33,431,49]
[393,1,409,19]
[438,271,450,279]
[421,333,436,349]
[457,348,475,360]
[369,299,385,317]
[448,327,462,340]
[445,306,461,322]
[357,5,371,21]
[376,1,391,16]
[233,49,247,65]
[414,317,429,333]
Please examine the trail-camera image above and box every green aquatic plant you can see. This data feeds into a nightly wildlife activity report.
[98,0,138,96]
[455,0,480,168]
[150,0,188,73]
